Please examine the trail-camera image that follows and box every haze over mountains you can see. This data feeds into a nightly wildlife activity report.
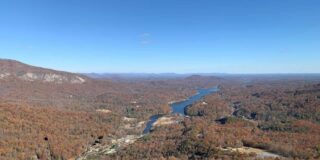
[2,59,318,83]
[83,73,229,80]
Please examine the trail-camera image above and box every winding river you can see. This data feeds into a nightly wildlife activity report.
[143,86,219,134]
[141,86,282,158]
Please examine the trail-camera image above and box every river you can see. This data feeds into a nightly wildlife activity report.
[143,86,219,134]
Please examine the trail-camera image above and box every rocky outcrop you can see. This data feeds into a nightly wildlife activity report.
[0,59,87,84]
[77,135,143,160]
[152,116,178,127]
[0,72,10,79]
[96,109,112,114]
[219,147,282,159]
[18,72,86,84]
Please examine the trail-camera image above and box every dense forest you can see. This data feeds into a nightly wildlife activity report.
[99,76,320,160]
[0,60,320,159]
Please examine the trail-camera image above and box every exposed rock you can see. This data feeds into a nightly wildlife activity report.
[122,121,145,130]
[0,59,87,84]
[130,101,137,104]
[19,72,85,84]
[219,147,282,159]
[71,76,86,84]
[96,109,112,114]
[201,101,208,105]
[77,135,143,160]
[0,72,10,79]
[152,116,178,127]
[136,121,145,128]
[123,117,137,122]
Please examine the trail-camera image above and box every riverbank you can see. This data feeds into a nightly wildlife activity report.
[142,86,219,133]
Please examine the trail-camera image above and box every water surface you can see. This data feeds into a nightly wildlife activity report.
[171,87,219,115]
[143,86,218,134]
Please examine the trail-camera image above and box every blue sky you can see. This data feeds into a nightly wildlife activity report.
[0,0,319,73]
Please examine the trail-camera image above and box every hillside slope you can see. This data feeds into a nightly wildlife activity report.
[0,59,86,84]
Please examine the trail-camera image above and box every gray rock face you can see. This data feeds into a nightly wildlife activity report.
[0,59,86,84]
[0,72,11,79]
[19,72,86,84]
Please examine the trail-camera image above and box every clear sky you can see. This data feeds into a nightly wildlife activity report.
[0,0,319,73]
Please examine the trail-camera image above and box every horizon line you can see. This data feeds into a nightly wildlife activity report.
[81,72,320,75]
[1,58,319,75]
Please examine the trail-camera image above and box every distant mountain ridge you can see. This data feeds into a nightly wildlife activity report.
[0,59,87,84]
[82,72,228,80]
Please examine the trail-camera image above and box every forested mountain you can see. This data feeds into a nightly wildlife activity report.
[0,60,319,160]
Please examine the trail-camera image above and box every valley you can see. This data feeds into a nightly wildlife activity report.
[0,60,320,160]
